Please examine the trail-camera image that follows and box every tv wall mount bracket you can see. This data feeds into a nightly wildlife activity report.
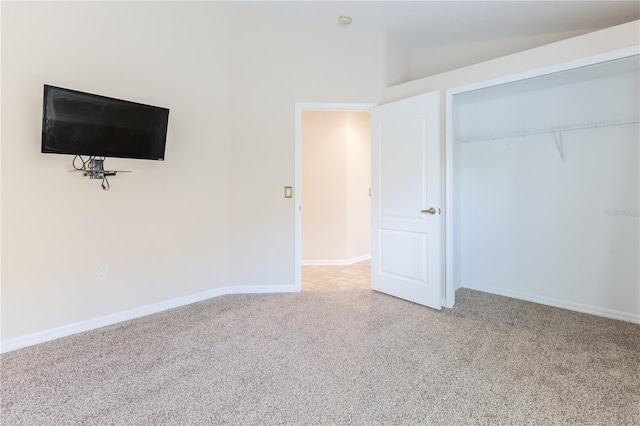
[69,158,131,191]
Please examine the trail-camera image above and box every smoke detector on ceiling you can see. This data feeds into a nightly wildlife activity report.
[338,15,352,26]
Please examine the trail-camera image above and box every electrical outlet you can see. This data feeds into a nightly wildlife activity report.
[96,265,108,281]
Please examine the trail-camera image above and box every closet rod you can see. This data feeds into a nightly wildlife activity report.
[458,115,640,143]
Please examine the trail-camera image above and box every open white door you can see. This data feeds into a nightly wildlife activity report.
[371,91,442,309]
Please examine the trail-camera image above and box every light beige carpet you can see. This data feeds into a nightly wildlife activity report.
[1,289,638,425]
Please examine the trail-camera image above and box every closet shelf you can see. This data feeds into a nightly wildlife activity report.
[457,115,640,143]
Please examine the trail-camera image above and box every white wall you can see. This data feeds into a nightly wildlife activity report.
[384,21,640,102]
[301,111,370,263]
[345,112,371,260]
[224,7,383,286]
[1,2,385,345]
[407,28,594,81]
[454,61,639,321]
[302,111,347,261]
[2,1,233,342]
[385,35,412,87]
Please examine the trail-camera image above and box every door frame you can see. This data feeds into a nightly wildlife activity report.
[444,45,640,308]
[294,102,377,292]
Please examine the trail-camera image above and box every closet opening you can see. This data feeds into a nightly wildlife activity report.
[446,51,639,323]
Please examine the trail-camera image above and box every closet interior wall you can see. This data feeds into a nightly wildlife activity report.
[452,55,640,322]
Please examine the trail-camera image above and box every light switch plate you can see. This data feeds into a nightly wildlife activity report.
[284,186,293,198]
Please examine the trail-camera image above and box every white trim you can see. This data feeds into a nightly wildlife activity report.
[461,281,640,325]
[302,254,371,266]
[295,102,377,112]
[444,45,640,313]
[294,105,302,292]
[294,102,376,292]
[0,284,295,354]
[444,88,455,309]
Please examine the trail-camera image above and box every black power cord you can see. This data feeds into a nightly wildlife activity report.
[101,174,110,191]
[99,157,110,191]
[94,156,110,191]
[72,155,87,170]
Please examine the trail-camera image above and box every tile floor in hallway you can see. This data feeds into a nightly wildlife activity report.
[302,260,371,292]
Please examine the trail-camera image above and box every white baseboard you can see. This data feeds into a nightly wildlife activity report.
[0,284,296,354]
[302,254,371,266]
[461,281,640,325]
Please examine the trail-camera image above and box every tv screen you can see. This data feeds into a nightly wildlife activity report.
[41,85,169,160]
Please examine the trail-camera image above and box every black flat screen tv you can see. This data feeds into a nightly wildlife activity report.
[41,85,169,160]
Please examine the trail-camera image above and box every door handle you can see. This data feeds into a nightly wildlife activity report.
[421,208,436,215]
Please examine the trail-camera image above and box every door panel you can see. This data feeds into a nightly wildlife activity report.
[379,116,427,219]
[380,230,427,282]
[371,91,442,309]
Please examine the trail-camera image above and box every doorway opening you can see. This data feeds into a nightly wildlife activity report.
[294,103,375,292]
